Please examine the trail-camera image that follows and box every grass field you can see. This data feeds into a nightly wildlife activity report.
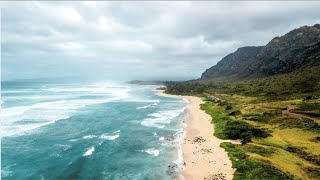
[201,94,320,179]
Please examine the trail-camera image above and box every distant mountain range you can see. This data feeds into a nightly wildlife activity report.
[201,24,320,81]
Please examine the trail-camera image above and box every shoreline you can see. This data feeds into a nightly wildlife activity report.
[157,91,235,180]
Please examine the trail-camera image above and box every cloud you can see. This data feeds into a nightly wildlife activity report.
[166,35,240,56]
[55,6,83,24]
[2,1,320,81]
[104,40,153,53]
[57,42,86,50]
[83,1,97,7]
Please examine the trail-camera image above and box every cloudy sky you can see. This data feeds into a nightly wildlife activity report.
[2,1,320,81]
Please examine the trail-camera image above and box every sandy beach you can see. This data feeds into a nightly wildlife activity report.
[157,91,235,180]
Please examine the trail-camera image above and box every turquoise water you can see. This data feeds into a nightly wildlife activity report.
[1,80,187,179]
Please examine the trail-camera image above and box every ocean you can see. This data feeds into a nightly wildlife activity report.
[1,80,187,179]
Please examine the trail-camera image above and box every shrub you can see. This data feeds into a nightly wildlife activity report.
[223,121,270,140]
[225,105,233,110]
[310,136,320,142]
[218,101,228,106]
[250,128,270,138]
[263,110,282,117]
[286,146,320,166]
[300,119,320,133]
[298,102,320,111]
[243,114,267,122]
[305,167,320,179]
[229,110,242,116]
[271,117,320,133]
[240,132,252,144]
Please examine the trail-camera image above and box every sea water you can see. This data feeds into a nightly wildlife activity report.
[1,80,187,180]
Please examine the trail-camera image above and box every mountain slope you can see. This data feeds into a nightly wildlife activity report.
[201,46,263,80]
[201,24,320,80]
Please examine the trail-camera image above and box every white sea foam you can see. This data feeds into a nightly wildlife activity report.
[173,122,187,175]
[183,98,189,103]
[99,134,120,140]
[136,102,159,110]
[113,130,121,133]
[174,146,184,167]
[2,82,131,137]
[174,131,185,166]
[1,169,12,178]
[138,148,160,156]
[4,94,68,101]
[42,87,102,92]
[173,128,185,143]
[1,120,57,137]
[140,107,185,129]
[83,135,97,139]
[146,149,160,156]
[2,100,77,118]
[126,99,160,103]
[141,121,165,129]
[5,88,128,118]
[159,137,164,141]
[41,83,130,98]
[1,89,33,94]
[83,147,95,156]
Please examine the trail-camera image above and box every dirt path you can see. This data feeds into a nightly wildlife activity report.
[282,105,319,121]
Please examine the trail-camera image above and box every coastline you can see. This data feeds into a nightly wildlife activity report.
[157,91,235,180]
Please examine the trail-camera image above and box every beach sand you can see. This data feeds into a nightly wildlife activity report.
[157,91,235,180]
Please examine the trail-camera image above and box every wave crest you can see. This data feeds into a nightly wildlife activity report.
[83,147,95,156]
[141,108,185,129]
[99,134,120,140]
[138,148,160,156]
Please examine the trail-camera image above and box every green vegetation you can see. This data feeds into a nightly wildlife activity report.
[163,24,320,179]
[221,142,294,180]
[165,63,320,100]
[243,113,268,123]
[201,102,269,144]
[166,82,320,179]
[164,82,205,95]
[277,118,320,133]
[210,94,320,179]
[201,95,320,179]
[298,102,320,111]
[241,144,274,157]
[286,146,320,166]
[291,102,320,118]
